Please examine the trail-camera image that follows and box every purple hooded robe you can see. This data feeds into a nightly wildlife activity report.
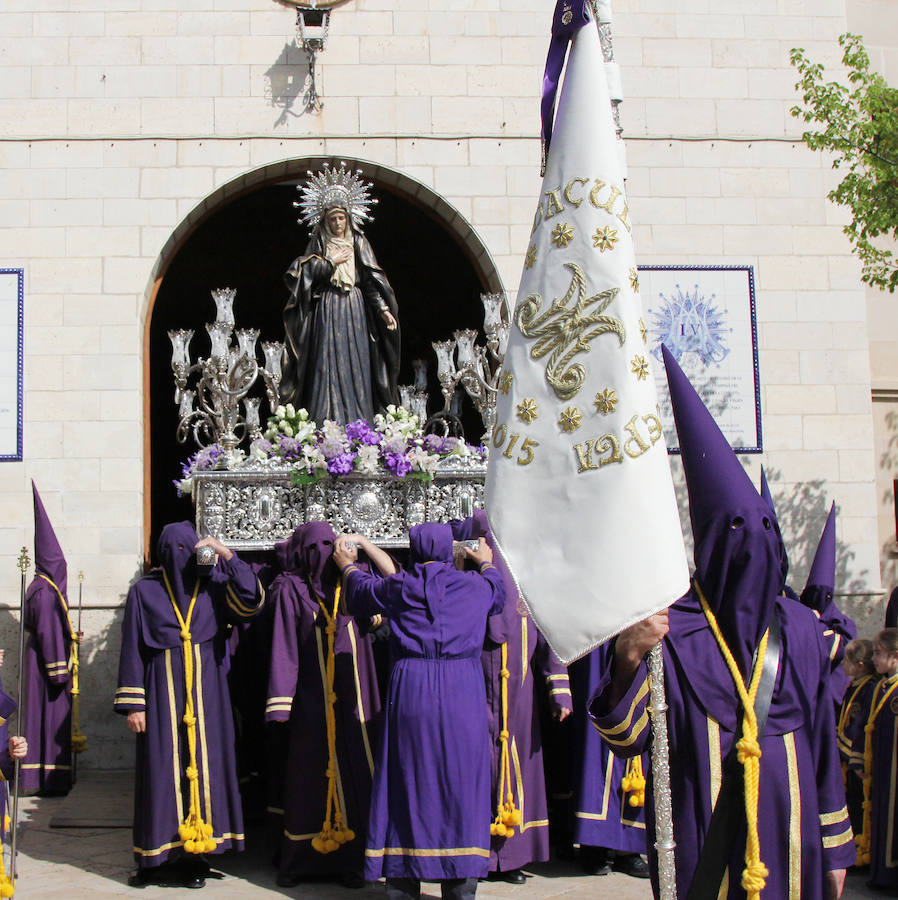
[589,347,855,898]
[114,521,264,868]
[570,640,648,855]
[343,522,505,881]
[265,521,381,880]
[0,683,17,842]
[21,482,73,793]
[868,670,898,888]
[452,510,571,873]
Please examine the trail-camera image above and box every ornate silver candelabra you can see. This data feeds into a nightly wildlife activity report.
[169,288,286,468]
[431,292,510,443]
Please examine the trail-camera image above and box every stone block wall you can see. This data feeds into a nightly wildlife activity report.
[0,0,885,764]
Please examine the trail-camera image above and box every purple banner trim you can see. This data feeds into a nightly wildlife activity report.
[540,0,592,173]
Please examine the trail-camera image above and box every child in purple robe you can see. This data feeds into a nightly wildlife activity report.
[115,522,265,889]
[837,637,876,861]
[337,523,505,900]
[21,482,76,795]
[865,628,898,890]
[590,347,854,900]
[265,522,390,889]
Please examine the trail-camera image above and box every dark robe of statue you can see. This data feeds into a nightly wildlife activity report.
[280,210,401,424]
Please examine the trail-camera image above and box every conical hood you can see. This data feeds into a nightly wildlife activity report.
[662,344,782,671]
[759,467,774,512]
[801,503,836,613]
[32,480,67,596]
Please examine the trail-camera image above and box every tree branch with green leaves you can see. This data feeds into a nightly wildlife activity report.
[791,33,898,292]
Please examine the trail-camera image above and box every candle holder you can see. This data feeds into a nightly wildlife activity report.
[430,292,510,443]
[169,288,285,467]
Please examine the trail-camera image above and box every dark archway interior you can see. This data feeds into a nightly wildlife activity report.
[149,177,491,559]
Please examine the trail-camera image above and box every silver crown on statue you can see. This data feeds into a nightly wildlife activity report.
[294,161,378,230]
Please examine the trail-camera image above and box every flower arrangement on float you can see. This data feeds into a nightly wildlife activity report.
[174,403,485,496]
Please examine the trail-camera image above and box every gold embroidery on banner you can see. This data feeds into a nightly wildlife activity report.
[623,415,651,459]
[525,245,537,270]
[492,424,507,448]
[639,318,648,344]
[558,407,583,433]
[564,177,588,208]
[504,431,522,457]
[531,205,542,235]
[573,440,598,473]
[164,649,185,826]
[592,226,619,252]
[629,268,639,292]
[784,732,801,899]
[515,262,625,402]
[595,433,623,467]
[517,399,539,424]
[544,188,565,220]
[551,222,574,248]
[517,438,538,465]
[594,388,618,415]
[498,372,513,395]
[630,355,649,381]
[588,179,630,231]
[643,413,663,445]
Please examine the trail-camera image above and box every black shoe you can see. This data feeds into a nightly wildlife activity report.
[613,854,650,879]
[580,847,611,876]
[338,872,366,889]
[129,865,179,888]
[492,869,526,885]
[276,873,302,888]
[182,874,206,889]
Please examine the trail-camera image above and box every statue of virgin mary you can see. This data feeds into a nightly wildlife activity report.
[280,162,401,424]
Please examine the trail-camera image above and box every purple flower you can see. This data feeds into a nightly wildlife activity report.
[278,437,302,460]
[251,437,273,454]
[327,452,356,475]
[381,435,407,455]
[320,436,347,459]
[384,451,412,478]
[422,433,445,453]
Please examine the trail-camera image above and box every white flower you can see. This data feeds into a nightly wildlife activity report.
[355,444,380,474]
[294,421,316,443]
[285,403,296,419]
[280,421,294,437]
[407,447,440,475]
[249,443,269,461]
[303,444,327,470]
[275,405,286,418]
[176,476,193,496]
[297,408,310,422]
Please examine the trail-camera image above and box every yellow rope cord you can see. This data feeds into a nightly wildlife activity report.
[36,574,88,754]
[162,572,215,855]
[0,811,12,896]
[858,673,898,865]
[621,756,646,807]
[696,583,770,900]
[490,642,522,838]
[311,582,355,855]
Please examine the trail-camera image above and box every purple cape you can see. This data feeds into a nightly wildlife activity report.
[114,521,265,868]
[266,522,381,879]
[344,522,505,880]
[868,674,898,889]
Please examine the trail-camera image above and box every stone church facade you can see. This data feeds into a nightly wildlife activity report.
[0,0,893,765]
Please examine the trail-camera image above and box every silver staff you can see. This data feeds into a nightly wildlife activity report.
[10,546,31,890]
[647,642,677,899]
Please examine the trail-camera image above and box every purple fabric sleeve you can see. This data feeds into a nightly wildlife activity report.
[343,566,392,618]
[114,586,146,715]
[587,652,651,758]
[479,565,506,616]
[219,552,265,621]
[265,585,302,723]
[28,584,70,687]
[534,630,571,712]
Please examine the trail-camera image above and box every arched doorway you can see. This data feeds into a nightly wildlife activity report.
[144,157,504,561]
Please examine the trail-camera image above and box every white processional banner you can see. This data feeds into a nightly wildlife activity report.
[486,17,689,665]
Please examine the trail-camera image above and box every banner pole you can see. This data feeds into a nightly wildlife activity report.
[647,642,677,899]
[10,547,31,890]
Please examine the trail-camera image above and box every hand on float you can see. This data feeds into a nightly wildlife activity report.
[465,538,493,567]
[8,736,26,760]
[381,309,398,331]
[554,707,572,722]
[616,610,669,668]
[333,535,360,570]
[127,711,147,734]
[195,535,233,562]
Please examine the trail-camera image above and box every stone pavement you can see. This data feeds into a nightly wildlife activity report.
[6,771,883,899]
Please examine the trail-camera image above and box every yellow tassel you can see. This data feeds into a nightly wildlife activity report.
[0,879,13,898]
